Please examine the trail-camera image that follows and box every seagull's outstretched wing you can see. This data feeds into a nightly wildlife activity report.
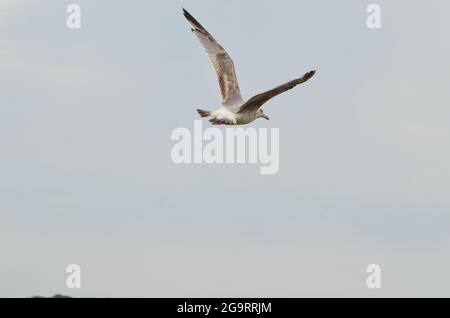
[238,70,316,113]
[183,8,244,110]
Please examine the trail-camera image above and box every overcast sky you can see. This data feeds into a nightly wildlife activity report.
[1,0,450,297]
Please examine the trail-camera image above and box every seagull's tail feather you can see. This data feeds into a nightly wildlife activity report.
[197,109,212,118]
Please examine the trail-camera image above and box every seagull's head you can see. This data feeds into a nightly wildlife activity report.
[256,109,270,120]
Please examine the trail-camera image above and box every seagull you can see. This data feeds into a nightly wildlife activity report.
[183,8,316,126]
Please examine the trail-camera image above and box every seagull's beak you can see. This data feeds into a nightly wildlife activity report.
[262,114,270,120]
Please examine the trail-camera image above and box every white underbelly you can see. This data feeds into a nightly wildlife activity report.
[212,108,255,125]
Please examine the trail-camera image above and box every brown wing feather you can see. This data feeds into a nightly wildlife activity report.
[238,70,316,113]
[183,9,243,110]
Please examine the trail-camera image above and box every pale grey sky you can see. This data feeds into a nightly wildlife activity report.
[1,0,450,297]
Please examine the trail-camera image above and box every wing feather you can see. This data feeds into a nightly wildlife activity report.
[238,70,316,113]
[183,9,243,110]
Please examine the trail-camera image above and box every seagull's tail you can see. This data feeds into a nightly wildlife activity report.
[197,109,212,118]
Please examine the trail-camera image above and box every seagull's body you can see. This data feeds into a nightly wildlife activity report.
[200,108,256,126]
[183,8,316,125]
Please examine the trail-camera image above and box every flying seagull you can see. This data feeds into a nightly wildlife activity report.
[183,8,316,125]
